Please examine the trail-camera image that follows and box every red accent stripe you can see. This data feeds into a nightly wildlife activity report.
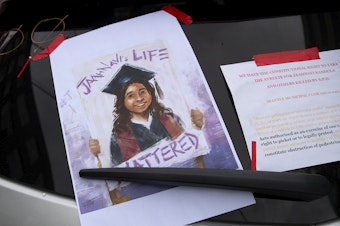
[253,47,320,66]
[251,141,256,171]
[162,5,193,25]
[31,34,67,61]
[17,57,32,78]
[17,34,67,78]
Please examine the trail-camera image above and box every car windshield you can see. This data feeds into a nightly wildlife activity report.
[1,1,340,225]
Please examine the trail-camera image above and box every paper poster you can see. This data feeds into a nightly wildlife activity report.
[50,10,255,226]
[221,49,340,172]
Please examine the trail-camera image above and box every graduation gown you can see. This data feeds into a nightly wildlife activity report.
[110,113,183,166]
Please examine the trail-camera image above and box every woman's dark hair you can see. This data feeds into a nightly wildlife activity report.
[112,78,173,134]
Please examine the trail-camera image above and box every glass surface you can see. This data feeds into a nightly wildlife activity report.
[0,1,339,224]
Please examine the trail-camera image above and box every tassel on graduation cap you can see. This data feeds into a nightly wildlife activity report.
[154,78,164,99]
[102,64,164,99]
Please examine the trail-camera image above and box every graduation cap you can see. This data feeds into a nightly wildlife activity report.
[102,64,164,98]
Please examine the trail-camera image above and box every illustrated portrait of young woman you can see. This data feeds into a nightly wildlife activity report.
[88,63,206,204]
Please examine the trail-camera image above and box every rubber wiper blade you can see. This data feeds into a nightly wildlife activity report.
[79,167,331,202]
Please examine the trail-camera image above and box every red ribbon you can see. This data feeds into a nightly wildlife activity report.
[251,141,256,171]
[253,47,320,66]
[17,34,67,78]
[162,5,192,25]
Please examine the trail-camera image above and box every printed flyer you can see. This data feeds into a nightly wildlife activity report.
[50,10,255,226]
[221,49,340,172]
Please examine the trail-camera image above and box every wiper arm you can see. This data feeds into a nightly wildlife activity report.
[79,167,331,202]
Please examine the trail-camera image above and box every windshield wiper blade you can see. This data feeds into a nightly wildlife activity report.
[79,167,331,202]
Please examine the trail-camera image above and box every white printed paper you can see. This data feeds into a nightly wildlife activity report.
[221,49,340,171]
[50,10,255,226]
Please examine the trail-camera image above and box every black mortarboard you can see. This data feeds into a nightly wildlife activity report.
[102,64,155,96]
